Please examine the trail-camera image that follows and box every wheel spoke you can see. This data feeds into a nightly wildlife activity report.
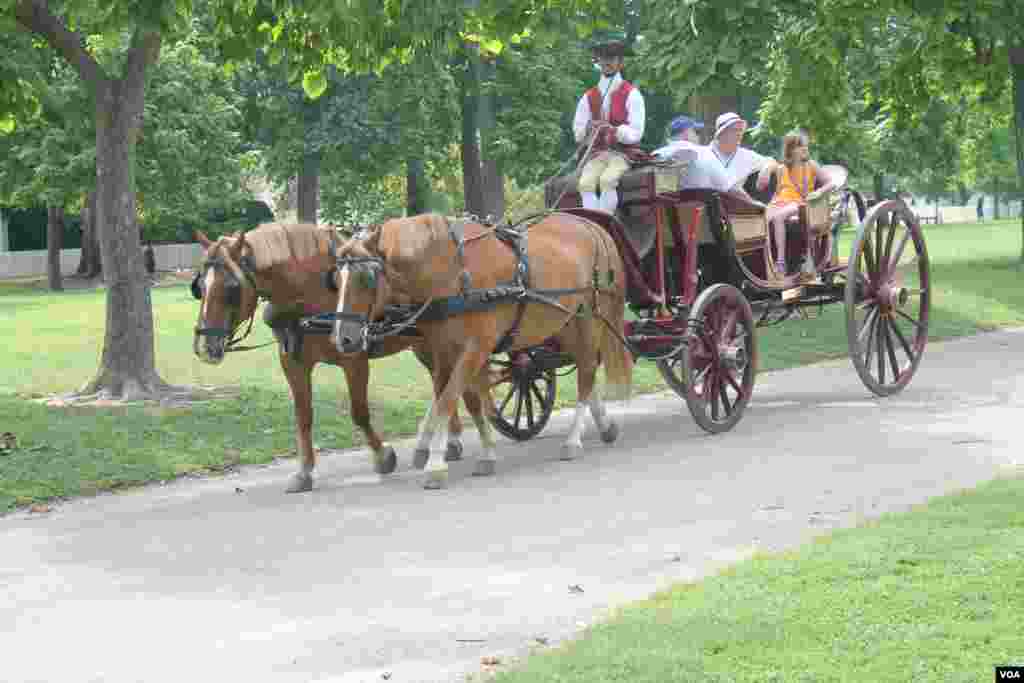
[889,316,916,364]
[724,367,744,395]
[889,229,911,272]
[894,308,924,331]
[718,376,733,416]
[709,372,720,421]
[523,379,535,428]
[497,384,515,414]
[857,297,878,311]
[874,216,883,271]
[857,306,878,344]
[881,219,896,271]
[513,387,524,428]
[883,318,901,382]
[721,309,739,342]
[529,380,548,408]
[691,364,711,395]
[876,315,887,385]
[861,235,878,281]
[864,311,879,370]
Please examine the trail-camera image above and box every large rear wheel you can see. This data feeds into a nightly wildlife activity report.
[844,199,930,396]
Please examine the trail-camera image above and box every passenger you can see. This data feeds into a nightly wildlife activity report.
[763,129,836,279]
[678,112,772,206]
[652,115,704,164]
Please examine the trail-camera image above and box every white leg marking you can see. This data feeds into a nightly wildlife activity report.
[565,401,588,449]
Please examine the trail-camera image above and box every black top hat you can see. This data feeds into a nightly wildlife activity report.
[588,30,633,58]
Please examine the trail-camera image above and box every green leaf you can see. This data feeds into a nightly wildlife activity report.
[0,114,16,134]
[302,69,329,99]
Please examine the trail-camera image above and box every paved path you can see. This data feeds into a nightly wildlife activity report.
[2,330,1023,683]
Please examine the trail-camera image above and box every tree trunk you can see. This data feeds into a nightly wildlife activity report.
[78,78,171,400]
[406,157,429,216]
[872,174,885,204]
[687,94,740,145]
[477,56,505,221]
[481,159,505,221]
[1010,44,1024,260]
[46,205,64,291]
[994,177,1001,219]
[460,64,485,217]
[76,190,102,278]
[297,151,320,224]
[957,183,970,206]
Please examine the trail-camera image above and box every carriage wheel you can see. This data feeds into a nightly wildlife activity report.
[488,351,557,441]
[658,284,757,434]
[844,199,930,396]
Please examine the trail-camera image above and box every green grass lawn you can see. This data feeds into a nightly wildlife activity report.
[492,473,1024,683]
[1,219,1022,511]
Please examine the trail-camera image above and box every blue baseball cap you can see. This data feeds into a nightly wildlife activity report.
[669,115,705,137]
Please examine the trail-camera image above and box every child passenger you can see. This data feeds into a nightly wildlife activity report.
[764,129,835,279]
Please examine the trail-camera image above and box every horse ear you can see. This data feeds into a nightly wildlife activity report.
[195,230,212,248]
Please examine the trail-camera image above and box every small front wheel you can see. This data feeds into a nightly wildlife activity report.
[487,351,557,441]
[678,284,757,434]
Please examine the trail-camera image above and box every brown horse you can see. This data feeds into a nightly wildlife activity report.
[191,222,466,494]
[332,213,633,489]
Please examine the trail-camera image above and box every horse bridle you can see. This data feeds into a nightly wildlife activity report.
[192,243,266,352]
[331,255,391,351]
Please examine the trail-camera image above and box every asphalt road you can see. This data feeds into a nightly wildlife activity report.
[2,329,1022,683]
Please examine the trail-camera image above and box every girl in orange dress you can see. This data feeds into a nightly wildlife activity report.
[766,130,834,279]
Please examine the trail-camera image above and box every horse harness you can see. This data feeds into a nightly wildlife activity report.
[334,213,618,354]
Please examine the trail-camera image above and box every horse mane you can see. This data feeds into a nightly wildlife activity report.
[379,213,447,265]
[242,222,336,271]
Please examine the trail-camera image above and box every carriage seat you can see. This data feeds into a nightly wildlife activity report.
[545,161,691,258]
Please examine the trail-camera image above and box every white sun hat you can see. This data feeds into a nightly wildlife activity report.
[714,112,746,139]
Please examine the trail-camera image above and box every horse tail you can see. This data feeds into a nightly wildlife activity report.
[594,232,633,402]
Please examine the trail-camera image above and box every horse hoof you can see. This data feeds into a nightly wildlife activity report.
[600,421,620,444]
[285,472,313,494]
[473,459,496,477]
[374,447,397,475]
[560,443,583,461]
[412,448,430,470]
[423,470,448,490]
[445,440,464,462]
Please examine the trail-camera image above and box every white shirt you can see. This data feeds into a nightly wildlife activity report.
[572,73,645,146]
[652,138,701,163]
[679,142,771,192]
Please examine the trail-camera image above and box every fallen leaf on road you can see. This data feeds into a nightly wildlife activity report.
[481,656,501,666]
[1,432,17,452]
[29,504,50,514]
[234,487,245,494]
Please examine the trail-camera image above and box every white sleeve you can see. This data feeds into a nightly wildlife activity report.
[615,88,645,145]
[745,148,772,174]
[573,94,592,144]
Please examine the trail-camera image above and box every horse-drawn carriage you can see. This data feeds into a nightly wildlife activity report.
[190,152,930,492]
[483,158,930,439]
